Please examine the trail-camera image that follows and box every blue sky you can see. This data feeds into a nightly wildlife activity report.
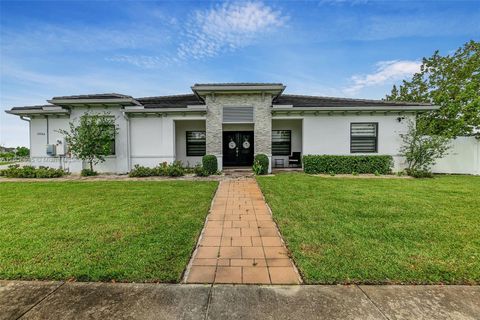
[1,0,479,147]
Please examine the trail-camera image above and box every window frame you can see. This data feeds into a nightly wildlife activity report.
[272,130,292,156]
[186,131,206,157]
[350,122,378,154]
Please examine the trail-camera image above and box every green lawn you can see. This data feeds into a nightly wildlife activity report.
[0,181,218,282]
[257,173,480,284]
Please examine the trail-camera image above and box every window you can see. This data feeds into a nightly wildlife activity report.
[186,131,206,156]
[100,124,116,155]
[272,130,291,156]
[350,123,378,153]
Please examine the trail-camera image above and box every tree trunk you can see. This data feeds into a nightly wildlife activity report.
[89,160,93,171]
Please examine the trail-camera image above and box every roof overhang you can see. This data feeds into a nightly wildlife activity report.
[47,97,140,107]
[272,105,439,114]
[191,84,286,100]
[124,106,207,116]
[6,107,70,116]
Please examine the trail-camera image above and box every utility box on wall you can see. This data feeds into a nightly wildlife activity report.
[46,144,56,156]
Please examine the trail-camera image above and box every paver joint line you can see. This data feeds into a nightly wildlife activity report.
[184,177,302,285]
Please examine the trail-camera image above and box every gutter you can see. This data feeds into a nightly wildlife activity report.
[272,105,440,112]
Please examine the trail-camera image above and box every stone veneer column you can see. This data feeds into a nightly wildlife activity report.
[205,94,223,170]
[254,93,273,173]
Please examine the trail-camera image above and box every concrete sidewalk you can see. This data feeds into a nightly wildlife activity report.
[1,281,478,320]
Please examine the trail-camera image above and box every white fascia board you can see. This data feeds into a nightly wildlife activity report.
[124,107,207,113]
[272,105,439,112]
[192,84,285,92]
[6,109,70,115]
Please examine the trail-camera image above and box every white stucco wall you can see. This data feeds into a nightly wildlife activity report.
[432,137,479,175]
[301,114,415,171]
[175,120,206,167]
[28,107,129,173]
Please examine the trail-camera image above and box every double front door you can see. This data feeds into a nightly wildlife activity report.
[223,131,254,166]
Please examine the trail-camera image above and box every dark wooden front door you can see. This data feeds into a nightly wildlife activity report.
[223,131,254,166]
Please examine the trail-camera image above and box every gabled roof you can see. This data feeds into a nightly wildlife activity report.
[274,94,433,108]
[136,94,204,108]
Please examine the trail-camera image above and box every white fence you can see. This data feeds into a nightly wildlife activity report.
[432,136,480,175]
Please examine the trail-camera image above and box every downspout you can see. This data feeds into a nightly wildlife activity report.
[122,111,131,172]
[20,116,31,162]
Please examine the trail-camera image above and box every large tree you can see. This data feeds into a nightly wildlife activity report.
[386,40,480,138]
[58,113,118,171]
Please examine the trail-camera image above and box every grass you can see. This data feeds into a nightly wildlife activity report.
[257,173,480,284]
[0,180,218,282]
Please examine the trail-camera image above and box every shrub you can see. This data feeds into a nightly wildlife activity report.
[129,161,185,178]
[166,161,185,177]
[129,165,155,177]
[400,119,450,176]
[253,154,269,175]
[303,155,393,175]
[0,164,67,178]
[202,155,218,175]
[406,168,434,178]
[194,164,209,177]
[81,168,98,177]
[155,162,169,176]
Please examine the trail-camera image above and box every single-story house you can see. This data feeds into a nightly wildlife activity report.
[6,83,438,173]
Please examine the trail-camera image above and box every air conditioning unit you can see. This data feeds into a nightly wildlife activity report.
[46,144,56,156]
[56,139,66,156]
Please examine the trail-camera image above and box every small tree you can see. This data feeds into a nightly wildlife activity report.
[58,113,118,171]
[399,120,450,176]
[15,147,30,157]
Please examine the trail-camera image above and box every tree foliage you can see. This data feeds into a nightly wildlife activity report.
[15,147,30,157]
[386,40,480,138]
[399,120,450,176]
[58,113,118,171]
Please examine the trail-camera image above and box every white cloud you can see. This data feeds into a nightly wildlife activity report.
[343,60,421,95]
[177,1,287,60]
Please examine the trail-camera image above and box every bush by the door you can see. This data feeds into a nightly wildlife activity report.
[303,155,393,174]
[253,154,269,175]
[202,155,218,175]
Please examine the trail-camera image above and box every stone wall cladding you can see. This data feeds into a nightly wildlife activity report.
[205,93,272,157]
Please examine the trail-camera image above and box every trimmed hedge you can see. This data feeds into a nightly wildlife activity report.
[253,154,269,175]
[303,155,393,174]
[128,161,185,177]
[0,164,68,178]
[202,155,218,175]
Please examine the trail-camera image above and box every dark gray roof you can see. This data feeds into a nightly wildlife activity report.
[274,94,432,107]
[11,104,54,111]
[52,93,133,100]
[136,94,204,108]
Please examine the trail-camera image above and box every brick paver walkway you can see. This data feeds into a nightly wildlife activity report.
[185,178,301,284]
